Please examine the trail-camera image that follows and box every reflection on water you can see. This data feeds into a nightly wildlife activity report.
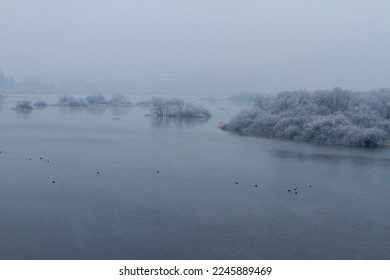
[33,106,46,111]
[110,106,130,116]
[14,109,33,118]
[269,148,390,166]
[85,106,106,115]
[151,116,210,129]
[56,106,91,115]
[55,105,131,116]
[0,94,390,260]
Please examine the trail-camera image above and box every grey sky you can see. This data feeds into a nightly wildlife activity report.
[1,0,389,93]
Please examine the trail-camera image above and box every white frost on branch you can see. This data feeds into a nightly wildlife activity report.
[227,87,390,147]
[151,97,211,119]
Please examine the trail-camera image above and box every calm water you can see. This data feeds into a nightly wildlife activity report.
[0,94,389,259]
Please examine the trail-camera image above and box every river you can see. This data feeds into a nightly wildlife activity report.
[0,93,389,259]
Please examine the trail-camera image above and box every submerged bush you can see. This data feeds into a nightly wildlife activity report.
[86,94,107,105]
[58,96,89,107]
[33,100,47,108]
[226,87,390,147]
[151,97,211,118]
[15,100,33,110]
[58,94,131,107]
[108,94,132,106]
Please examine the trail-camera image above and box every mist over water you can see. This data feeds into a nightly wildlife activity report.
[1,0,390,260]
[0,94,389,259]
[1,0,390,93]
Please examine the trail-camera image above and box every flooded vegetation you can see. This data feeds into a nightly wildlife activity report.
[14,100,33,111]
[57,94,132,108]
[2,0,390,263]
[151,97,211,119]
[226,88,390,147]
[1,93,389,259]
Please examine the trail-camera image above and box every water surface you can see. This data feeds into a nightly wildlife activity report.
[0,94,389,259]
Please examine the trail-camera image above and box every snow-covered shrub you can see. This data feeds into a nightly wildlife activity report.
[108,94,132,106]
[33,100,47,108]
[182,104,212,118]
[86,94,107,105]
[151,97,211,118]
[57,94,131,107]
[15,100,33,110]
[226,87,390,147]
[313,87,352,114]
[58,96,89,107]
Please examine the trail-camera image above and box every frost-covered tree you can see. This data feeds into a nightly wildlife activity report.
[313,87,351,114]
[226,87,390,147]
[108,94,132,106]
[58,96,89,107]
[371,88,390,119]
[86,94,107,105]
[15,100,33,110]
[57,94,131,107]
[33,100,47,108]
[151,97,211,118]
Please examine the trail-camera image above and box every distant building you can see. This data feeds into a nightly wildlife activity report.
[0,69,15,89]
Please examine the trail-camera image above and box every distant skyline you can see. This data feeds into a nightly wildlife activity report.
[1,0,390,94]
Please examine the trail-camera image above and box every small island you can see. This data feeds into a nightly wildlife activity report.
[224,87,390,147]
[57,94,132,107]
[151,97,211,119]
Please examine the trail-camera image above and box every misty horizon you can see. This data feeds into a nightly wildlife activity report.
[1,0,390,94]
[1,1,390,263]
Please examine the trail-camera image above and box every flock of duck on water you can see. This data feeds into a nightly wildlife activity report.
[1,149,312,195]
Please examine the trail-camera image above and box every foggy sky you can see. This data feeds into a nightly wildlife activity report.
[1,0,390,94]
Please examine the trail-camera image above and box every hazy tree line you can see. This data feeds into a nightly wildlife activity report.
[227,87,390,147]
[151,97,211,118]
[14,94,132,110]
[13,96,212,120]
[15,100,34,110]
[58,94,132,107]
